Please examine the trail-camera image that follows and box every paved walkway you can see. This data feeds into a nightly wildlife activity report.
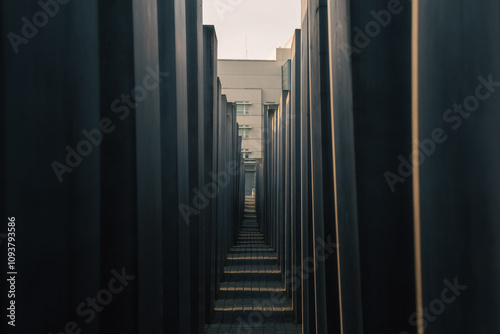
[206,198,301,334]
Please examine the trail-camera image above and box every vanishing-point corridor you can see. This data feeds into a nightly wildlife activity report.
[207,198,300,333]
[2,0,500,334]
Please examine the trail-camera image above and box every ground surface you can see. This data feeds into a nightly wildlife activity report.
[206,199,301,334]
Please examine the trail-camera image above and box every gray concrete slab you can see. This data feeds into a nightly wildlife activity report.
[203,24,219,323]
[300,1,316,331]
[342,0,416,332]
[418,1,500,333]
[290,29,303,324]
[2,2,100,333]
[157,0,190,332]
[308,0,341,332]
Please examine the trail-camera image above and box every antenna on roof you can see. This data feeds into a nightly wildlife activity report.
[246,36,248,60]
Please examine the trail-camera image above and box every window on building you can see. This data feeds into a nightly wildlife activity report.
[239,128,250,139]
[239,125,251,138]
[236,101,250,115]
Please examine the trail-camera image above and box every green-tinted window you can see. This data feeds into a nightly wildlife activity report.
[236,102,250,115]
[238,128,250,138]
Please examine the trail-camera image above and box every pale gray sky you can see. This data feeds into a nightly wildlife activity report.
[203,0,301,60]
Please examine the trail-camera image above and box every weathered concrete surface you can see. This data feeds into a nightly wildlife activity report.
[326,0,364,333]
[308,0,341,332]
[300,0,316,332]
[203,24,218,323]
[1,1,100,333]
[418,1,500,333]
[290,29,302,324]
[327,0,416,332]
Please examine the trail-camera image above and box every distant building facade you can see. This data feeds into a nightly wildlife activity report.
[218,48,291,195]
[218,48,292,161]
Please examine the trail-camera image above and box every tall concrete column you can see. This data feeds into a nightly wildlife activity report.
[186,0,205,331]
[213,79,222,298]
[332,0,416,332]
[300,0,316,331]
[203,24,218,323]
[216,95,228,296]
[308,0,341,332]
[132,1,163,332]
[157,0,190,332]
[263,105,276,246]
[278,94,287,283]
[417,1,500,333]
[1,1,100,333]
[325,0,367,333]
[285,92,293,298]
[290,29,303,324]
[99,0,157,331]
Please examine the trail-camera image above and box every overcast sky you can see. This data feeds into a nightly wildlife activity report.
[203,0,301,60]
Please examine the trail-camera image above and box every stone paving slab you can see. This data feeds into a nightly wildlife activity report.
[206,201,301,334]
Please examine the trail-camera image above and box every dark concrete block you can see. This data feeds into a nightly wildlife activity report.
[131,1,163,332]
[418,1,500,333]
[285,92,293,299]
[157,0,190,332]
[340,0,416,332]
[300,1,316,331]
[185,0,205,331]
[98,0,142,332]
[203,24,218,323]
[290,29,302,324]
[1,1,101,333]
[307,0,341,332]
